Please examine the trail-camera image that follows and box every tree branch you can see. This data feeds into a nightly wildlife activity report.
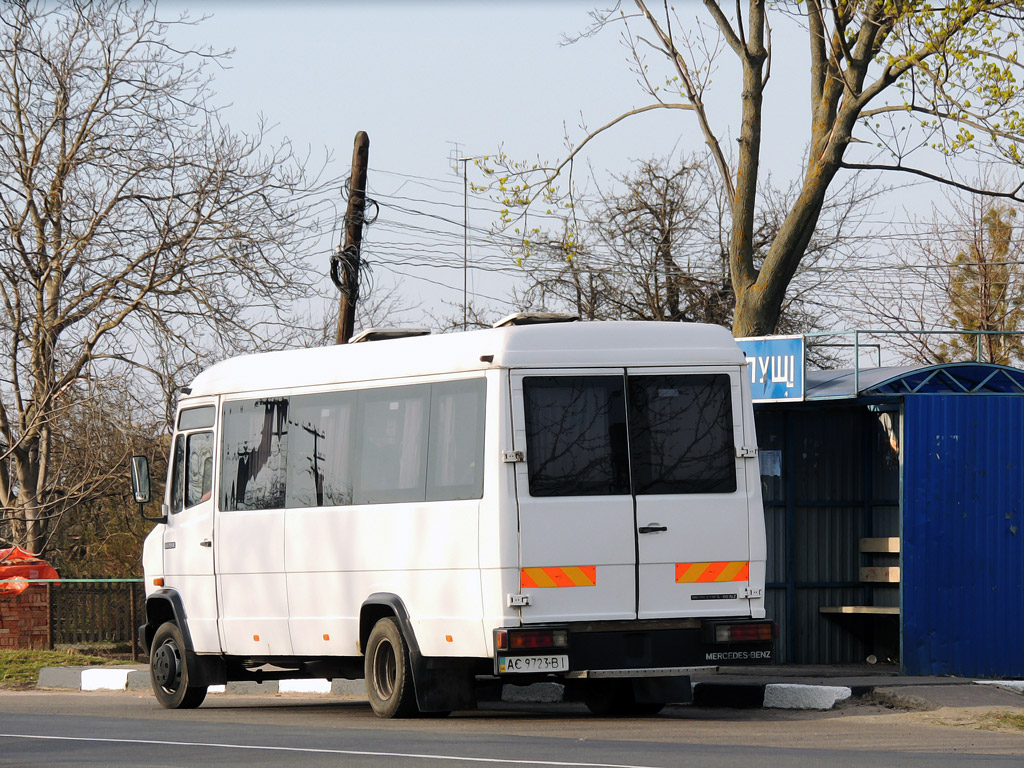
[842,161,1024,200]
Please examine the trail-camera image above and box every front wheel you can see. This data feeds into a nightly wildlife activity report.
[364,617,418,718]
[149,621,208,709]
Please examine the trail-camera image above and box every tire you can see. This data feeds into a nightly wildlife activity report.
[583,679,664,717]
[364,617,418,718]
[149,621,208,709]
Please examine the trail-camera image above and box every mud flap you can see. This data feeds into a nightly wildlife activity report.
[411,654,477,712]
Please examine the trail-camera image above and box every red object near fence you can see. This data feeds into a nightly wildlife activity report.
[0,546,59,596]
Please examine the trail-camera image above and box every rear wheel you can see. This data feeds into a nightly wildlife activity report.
[150,621,207,709]
[365,617,418,718]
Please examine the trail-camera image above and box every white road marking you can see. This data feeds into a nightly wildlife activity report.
[0,733,662,768]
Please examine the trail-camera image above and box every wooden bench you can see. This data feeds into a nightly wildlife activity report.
[820,537,900,615]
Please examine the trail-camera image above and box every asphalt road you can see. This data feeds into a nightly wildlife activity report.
[0,690,1022,767]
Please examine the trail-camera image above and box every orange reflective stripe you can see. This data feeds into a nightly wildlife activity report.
[720,561,750,582]
[520,566,596,588]
[697,561,728,582]
[675,561,750,583]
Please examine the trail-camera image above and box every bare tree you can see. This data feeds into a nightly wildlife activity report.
[498,152,874,358]
[36,378,169,576]
[482,1,1024,337]
[857,191,1024,365]
[0,2,328,554]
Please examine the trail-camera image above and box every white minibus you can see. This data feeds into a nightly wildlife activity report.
[130,317,774,717]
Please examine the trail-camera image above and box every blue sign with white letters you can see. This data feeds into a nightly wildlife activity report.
[736,336,805,402]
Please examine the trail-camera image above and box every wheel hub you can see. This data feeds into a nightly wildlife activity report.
[152,642,180,688]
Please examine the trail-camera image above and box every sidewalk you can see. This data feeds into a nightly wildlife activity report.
[690,664,1024,710]
[37,662,1024,711]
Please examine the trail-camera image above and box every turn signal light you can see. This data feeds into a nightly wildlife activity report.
[715,623,774,643]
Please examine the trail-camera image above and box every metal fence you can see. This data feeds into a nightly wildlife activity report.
[47,580,144,657]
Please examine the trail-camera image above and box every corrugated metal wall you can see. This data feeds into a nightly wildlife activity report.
[756,406,901,664]
[903,395,1024,677]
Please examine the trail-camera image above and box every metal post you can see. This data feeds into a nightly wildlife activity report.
[854,331,861,395]
[463,161,468,330]
[455,155,485,331]
[129,582,139,660]
[46,582,53,650]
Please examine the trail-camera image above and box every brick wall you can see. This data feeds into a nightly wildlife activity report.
[0,584,50,650]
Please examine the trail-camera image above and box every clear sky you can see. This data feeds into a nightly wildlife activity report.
[163,1,942,338]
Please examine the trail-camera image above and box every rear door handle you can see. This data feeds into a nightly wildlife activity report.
[200,539,212,547]
[638,524,668,534]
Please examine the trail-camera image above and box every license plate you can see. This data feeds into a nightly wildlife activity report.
[498,655,569,674]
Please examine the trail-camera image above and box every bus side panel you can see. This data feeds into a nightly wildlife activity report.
[217,509,291,656]
[284,500,483,658]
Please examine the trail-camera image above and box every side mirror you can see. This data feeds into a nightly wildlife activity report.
[130,455,150,503]
[130,455,166,523]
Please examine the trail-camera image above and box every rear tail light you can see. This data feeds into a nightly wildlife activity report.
[509,629,568,650]
[715,622,774,643]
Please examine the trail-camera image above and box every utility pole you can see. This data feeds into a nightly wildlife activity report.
[334,131,370,344]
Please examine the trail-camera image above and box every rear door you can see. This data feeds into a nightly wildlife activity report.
[627,368,752,619]
[510,370,636,623]
[512,367,751,625]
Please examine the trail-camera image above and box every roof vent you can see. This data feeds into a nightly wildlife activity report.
[349,327,431,343]
[492,312,580,328]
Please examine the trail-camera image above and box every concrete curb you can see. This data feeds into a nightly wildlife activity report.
[38,667,859,710]
[37,666,365,697]
[974,680,1024,695]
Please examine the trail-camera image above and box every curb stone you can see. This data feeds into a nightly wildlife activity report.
[762,683,852,710]
[974,680,1024,695]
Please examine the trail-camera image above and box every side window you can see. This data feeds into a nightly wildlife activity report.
[220,398,289,511]
[185,432,214,507]
[353,385,429,504]
[286,391,356,508]
[170,431,213,513]
[523,376,630,497]
[170,434,186,514]
[426,379,485,501]
[628,374,737,494]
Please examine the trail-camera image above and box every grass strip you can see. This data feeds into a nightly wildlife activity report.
[0,649,127,689]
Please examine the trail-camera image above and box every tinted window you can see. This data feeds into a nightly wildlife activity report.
[221,380,486,510]
[220,398,289,510]
[353,385,429,504]
[185,432,214,507]
[426,379,485,501]
[523,376,630,496]
[628,374,736,494]
[286,391,356,508]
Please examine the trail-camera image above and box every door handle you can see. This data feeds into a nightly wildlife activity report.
[638,524,668,534]
[200,539,212,548]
